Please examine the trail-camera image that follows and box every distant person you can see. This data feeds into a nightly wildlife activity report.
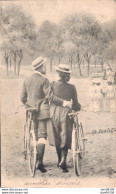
[103,65,110,80]
[89,79,96,111]
[106,66,113,82]
[48,64,81,173]
[106,81,115,112]
[93,79,103,113]
[101,82,107,112]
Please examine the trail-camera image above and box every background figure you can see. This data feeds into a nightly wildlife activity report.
[89,79,96,111]
[93,79,103,113]
[106,81,115,112]
[101,82,107,112]
[106,66,113,82]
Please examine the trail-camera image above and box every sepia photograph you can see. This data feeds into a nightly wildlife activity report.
[0,0,116,188]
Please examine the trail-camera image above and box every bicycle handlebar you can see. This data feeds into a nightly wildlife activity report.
[68,107,87,117]
[68,112,79,116]
[25,107,38,112]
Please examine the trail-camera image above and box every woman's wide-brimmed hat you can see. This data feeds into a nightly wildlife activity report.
[91,79,96,83]
[32,57,47,70]
[55,64,72,73]
[95,78,101,84]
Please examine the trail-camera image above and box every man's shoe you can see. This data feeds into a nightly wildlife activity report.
[37,163,47,173]
[36,143,47,173]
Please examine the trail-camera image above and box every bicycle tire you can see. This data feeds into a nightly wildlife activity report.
[79,123,85,159]
[72,127,81,176]
[24,123,28,160]
[28,122,37,177]
[24,111,30,160]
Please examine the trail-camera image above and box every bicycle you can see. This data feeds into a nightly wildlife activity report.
[24,106,38,177]
[68,111,87,176]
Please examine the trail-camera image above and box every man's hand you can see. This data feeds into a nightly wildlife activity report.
[63,100,72,108]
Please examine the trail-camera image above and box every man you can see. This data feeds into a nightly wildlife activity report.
[21,57,71,173]
[21,57,50,173]
[48,64,81,173]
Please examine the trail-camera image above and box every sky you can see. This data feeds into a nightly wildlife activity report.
[2,0,116,26]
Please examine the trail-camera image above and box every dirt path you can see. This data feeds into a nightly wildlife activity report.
[1,77,116,187]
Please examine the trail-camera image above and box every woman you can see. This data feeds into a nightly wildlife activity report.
[106,81,115,112]
[48,64,81,172]
[93,79,103,113]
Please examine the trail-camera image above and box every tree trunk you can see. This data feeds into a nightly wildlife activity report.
[87,61,90,76]
[84,53,91,76]
[100,61,104,72]
[5,52,9,76]
[70,56,73,70]
[76,54,82,77]
[14,59,16,75]
[17,50,23,77]
[95,60,97,68]
[10,57,12,72]
[5,57,9,76]
[17,58,22,77]
[78,62,82,76]
[58,56,60,64]
[13,51,17,75]
[83,59,85,68]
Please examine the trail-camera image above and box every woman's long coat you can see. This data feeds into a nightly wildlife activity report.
[47,80,81,149]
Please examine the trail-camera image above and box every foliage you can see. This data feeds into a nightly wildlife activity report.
[1,4,115,77]
[1,4,37,76]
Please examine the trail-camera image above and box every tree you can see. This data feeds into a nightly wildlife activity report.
[62,41,77,69]
[1,4,37,76]
[37,21,63,71]
[60,14,108,76]
[80,14,102,75]
[93,21,114,71]
[60,15,84,76]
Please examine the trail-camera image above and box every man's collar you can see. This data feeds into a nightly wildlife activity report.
[34,70,46,78]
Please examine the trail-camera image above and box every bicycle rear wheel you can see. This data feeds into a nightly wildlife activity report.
[24,123,28,160]
[72,127,81,176]
[28,122,37,177]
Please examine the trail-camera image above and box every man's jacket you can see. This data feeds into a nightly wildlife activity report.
[21,72,50,120]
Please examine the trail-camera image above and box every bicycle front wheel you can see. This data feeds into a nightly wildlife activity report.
[28,122,37,177]
[79,123,85,159]
[72,128,81,176]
